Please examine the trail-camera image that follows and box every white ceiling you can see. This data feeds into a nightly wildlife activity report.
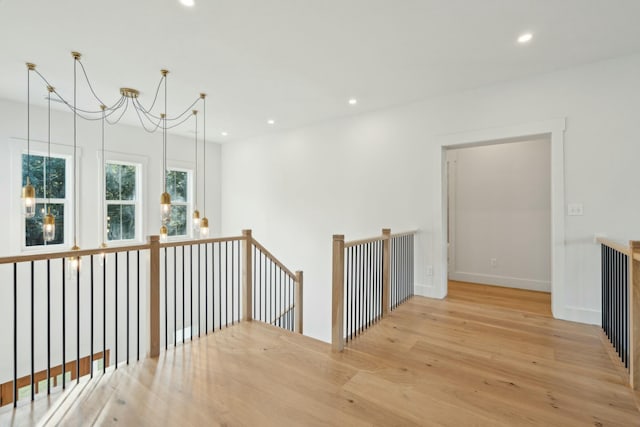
[1,0,639,143]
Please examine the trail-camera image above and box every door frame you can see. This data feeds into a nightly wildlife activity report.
[435,118,566,319]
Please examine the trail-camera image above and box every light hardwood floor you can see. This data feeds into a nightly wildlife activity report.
[36,281,640,425]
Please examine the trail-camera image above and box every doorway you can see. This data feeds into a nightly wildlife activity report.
[446,138,551,292]
[435,119,566,319]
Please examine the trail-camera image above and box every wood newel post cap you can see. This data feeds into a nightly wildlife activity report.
[148,235,160,243]
[242,229,252,237]
[382,228,391,236]
[333,234,345,241]
[296,270,303,279]
[630,240,640,250]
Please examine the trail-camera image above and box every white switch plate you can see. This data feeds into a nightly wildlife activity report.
[567,203,584,216]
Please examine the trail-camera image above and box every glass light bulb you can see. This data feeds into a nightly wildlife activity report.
[192,210,201,234]
[43,211,55,242]
[160,225,168,242]
[161,203,171,223]
[200,225,209,238]
[23,196,35,218]
[22,178,36,218]
[43,222,55,242]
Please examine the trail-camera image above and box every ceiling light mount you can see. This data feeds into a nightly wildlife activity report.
[71,51,82,60]
[120,87,140,98]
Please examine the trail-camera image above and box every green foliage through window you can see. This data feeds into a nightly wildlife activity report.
[106,164,136,201]
[25,204,64,246]
[22,154,66,199]
[166,170,189,236]
[107,204,136,241]
[106,162,138,241]
[23,154,66,247]
[166,170,187,202]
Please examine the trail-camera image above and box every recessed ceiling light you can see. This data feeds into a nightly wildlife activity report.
[517,33,533,44]
[221,131,228,136]
[267,119,275,125]
[180,0,195,7]
[348,98,357,105]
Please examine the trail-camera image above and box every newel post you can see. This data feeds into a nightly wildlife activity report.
[630,241,640,389]
[332,234,345,352]
[295,271,304,334]
[242,229,253,322]
[148,235,160,358]
[382,228,391,315]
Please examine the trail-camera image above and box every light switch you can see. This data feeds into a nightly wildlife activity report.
[567,203,584,216]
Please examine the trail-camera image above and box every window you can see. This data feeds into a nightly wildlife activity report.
[166,169,190,237]
[105,162,139,242]
[23,154,66,247]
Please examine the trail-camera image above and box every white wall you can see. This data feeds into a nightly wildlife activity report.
[447,139,551,292]
[0,97,222,382]
[221,53,640,343]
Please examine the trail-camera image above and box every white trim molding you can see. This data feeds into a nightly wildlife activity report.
[434,118,567,319]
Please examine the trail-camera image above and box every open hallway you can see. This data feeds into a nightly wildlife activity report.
[38,281,640,426]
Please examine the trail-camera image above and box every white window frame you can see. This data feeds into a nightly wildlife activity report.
[15,145,74,253]
[165,166,194,240]
[20,150,73,252]
[104,159,143,244]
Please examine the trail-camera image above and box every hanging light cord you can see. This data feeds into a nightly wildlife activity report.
[163,74,167,192]
[47,88,51,207]
[101,106,106,244]
[73,56,78,247]
[194,113,198,211]
[26,66,31,181]
[203,95,206,216]
[31,60,201,130]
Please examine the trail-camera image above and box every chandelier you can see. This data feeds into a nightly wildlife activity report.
[22,51,210,248]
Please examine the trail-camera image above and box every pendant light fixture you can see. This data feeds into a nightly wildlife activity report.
[192,109,200,235]
[159,70,171,229]
[21,63,36,218]
[43,85,56,242]
[99,104,108,262]
[159,111,169,243]
[199,93,209,238]
[68,52,81,274]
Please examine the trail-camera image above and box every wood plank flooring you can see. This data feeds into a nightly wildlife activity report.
[38,281,640,425]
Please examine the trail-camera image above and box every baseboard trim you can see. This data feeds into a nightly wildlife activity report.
[563,305,601,326]
[414,283,446,299]
[449,272,551,292]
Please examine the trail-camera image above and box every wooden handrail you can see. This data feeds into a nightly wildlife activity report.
[390,230,418,238]
[344,229,418,248]
[345,236,386,248]
[630,241,640,390]
[0,242,152,265]
[599,239,640,390]
[252,238,296,279]
[332,228,416,351]
[0,234,250,265]
[158,235,246,249]
[596,237,630,255]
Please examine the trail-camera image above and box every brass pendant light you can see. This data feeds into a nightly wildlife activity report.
[43,85,56,242]
[199,93,209,238]
[159,70,171,232]
[21,63,36,218]
[68,52,81,274]
[192,109,200,235]
[99,104,108,263]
